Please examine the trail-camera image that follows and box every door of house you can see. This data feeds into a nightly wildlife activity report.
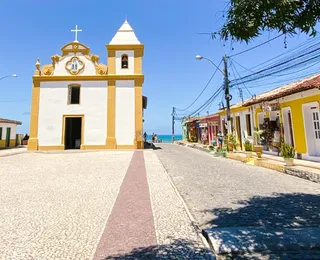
[235,116,242,150]
[303,102,320,156]
[311,108,320,155]
[5,128,11,147]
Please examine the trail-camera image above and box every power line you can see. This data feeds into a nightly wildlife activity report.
[230,61,253,97]
[188,85,224,117]
[175,60,223,112]
[230,46,320,87]
[230,34,284,58]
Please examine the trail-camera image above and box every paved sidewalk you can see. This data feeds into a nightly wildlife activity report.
[0,150,212,259]
[0,146,27,157]
[176,140,320,183]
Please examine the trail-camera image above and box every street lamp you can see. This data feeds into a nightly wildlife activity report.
[195,55,225,75]
[0,74,17,81]
[196,55,232,134]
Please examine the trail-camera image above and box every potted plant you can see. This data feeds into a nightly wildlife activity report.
[227,134,235,152]
[244,140,253,158]
[253,130,264,158]
[280,142,295,166]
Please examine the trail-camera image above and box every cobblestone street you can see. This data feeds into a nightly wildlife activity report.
[0,150,212,260]
[155,144,320,258]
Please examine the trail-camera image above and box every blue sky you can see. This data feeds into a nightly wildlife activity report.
[0,0,318,135]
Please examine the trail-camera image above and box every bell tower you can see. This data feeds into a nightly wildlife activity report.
[106,20,145,149]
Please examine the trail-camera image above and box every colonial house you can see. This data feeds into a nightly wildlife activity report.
[243,73,320,160]
[218,102,254,150]
[0,118,22,148]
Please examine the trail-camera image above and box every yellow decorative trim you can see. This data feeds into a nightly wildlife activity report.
[84,54,108,75]
[85,54,100,63]
[108,50,116,74]
[106,44,144,55]
[95,63,108,75]
[51,54,64,65]
[41,64,54,76]
[134,79,143,149]
[61,42,90,56]
[81,145,107,150]
[61,114,85,149]
[65,56,85,75]
[9,140,15,147]
[134,49,143,74]
[33,74,144,82]
[106,80,117,149]
[28,81,40,151]
[38,146,64,151]
[117,145,135,149]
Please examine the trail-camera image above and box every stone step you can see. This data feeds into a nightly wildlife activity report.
[203,227,320,256]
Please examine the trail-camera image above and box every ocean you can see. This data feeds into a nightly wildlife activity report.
[146,134,182,143]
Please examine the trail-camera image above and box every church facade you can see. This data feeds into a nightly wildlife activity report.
[28,20,146,151]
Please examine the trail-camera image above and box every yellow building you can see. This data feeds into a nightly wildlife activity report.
[28,21,146,151]
[218,102,255,150]
[0,118,22,148]
[243,74,320,160]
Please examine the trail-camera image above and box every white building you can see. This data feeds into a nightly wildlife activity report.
[0,118,22,148]
[28,20,147,151]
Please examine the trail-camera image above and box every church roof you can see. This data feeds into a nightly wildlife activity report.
[109,20,141,45]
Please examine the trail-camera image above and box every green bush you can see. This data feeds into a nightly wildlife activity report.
[244,140,253,152]
[209,145,214,151]
[280,142,295,159]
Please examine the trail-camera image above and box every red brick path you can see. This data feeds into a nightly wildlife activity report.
[93,151,157,259]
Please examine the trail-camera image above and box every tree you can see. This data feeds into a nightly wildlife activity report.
[217,0,320,43]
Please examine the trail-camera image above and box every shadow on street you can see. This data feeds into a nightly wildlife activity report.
[104,238,214,259]
[204,193,320,228]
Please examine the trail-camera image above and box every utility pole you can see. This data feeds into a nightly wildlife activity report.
[238,88,244,103]
[223,55,232,134]
[171,107,175,143]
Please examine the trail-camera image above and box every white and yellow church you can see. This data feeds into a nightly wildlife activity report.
[28,20,147,151]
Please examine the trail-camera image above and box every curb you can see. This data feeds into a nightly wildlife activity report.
[155,154,216,259]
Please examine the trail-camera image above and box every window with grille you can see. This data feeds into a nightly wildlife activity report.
[68,85,80,104]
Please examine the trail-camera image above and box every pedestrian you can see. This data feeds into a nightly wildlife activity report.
[143,132,147,142]
[217,131,223,147]
[152,133,155,143]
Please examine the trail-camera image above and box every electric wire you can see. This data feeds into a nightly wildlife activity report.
[229,34,284,58]
[175,60,223,112]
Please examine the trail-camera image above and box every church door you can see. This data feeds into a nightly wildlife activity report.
[64,117,82,149]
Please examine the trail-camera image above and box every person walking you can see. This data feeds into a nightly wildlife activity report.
[143,132,147,142]
[217,131,223,147]
[152,133,155,143]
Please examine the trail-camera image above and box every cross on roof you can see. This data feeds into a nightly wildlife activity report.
[71,25,82,43]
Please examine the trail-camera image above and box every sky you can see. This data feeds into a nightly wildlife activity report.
[0,0,318,135]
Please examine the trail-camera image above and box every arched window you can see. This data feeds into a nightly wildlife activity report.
[121,54,128,69]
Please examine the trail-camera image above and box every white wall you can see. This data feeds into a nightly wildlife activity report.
[115,80,135,145]
[53,53,96,76]
[115,50,134,75]
[38,81,108,146]
[0,123,17,139]
[232,110,254,142]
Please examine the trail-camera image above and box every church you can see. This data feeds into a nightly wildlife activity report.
[28,20,147,151]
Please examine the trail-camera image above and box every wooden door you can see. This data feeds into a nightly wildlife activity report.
[5,128,11,147]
